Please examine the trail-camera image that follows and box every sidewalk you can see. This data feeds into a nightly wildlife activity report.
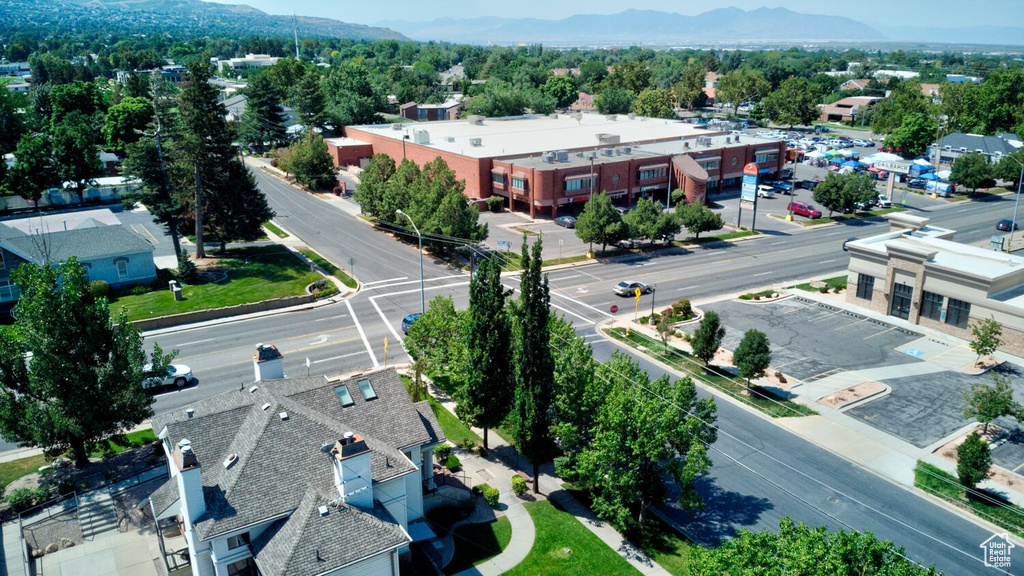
[425,376,672,576]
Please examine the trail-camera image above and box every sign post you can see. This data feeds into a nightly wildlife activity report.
[305,357,310,377]
[384,336,389,368]
[740,163,760,231]
[875,160,912,207]
[634,287,641,321]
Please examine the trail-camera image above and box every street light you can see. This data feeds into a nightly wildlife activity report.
[649,285,657,320]
[1007,155,1024,253]
[396,209,425,314]
[588,153,596,255]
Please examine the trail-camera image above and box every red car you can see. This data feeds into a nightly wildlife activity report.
[788,201,822,219]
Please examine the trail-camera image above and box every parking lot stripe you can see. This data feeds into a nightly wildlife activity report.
[345,300,379,368]
[809,310,845,322]
[862,326,898,340]
[834,317,871,330]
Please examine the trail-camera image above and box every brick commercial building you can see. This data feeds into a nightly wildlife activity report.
[333,114,785,217]
[845,214,1024,356]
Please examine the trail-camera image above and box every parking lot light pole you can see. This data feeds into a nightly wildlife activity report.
[1009,156,1023,252]
[650,285,657,320]
[396,209,425,314]
[588,153,595,256]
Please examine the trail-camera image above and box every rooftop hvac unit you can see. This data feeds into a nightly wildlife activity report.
[555,150,569,162]
[446,136,455,142]
[412,130,430,145]
[725,136,731,144]
[683,141,690,148]
[467,115,485,125]
[391,123,403,131]
[577,152,584,158]
[597,133,620,144]
[606,114,617,121]
[627,112,636,120]
[542,152,555,163]
[549,113,558,119]
[622,146,631,155]
[470,137,482,147]
[959,147,967,152]
[602,148,614,156]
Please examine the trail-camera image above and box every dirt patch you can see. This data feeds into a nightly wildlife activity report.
[819,382,886,410]
[23,507,81,558]
[961,355,1001,375]
[934,426,1023,491]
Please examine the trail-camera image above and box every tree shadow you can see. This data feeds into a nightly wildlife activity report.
[664,476,774,546]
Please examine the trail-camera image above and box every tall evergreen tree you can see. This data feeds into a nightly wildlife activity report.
[511,237,559,493]
[354,153,395,218]
[292,72,326,129]
[239,72,287,153]
[0,259,174,467]
[456,256,513,449]
[191,161,274,252]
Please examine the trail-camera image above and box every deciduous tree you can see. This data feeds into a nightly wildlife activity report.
[51,110,102,203]
[0,259,174,467]
[631,88,676,119]
[405,295,467,379]
[284,131,337,190]
[970,317,1003,362]
[870,80,932,136]
[733,329,771,388]
[0,87,25,154]
[956,432,992,490]
[9,133,58,205]
[623,197,662,240]
[595,86,635,115]
[760,77,819,128]
[961,375,1020,435]
[677,201,723,239]
[951,152,994,195]
[691,311,725,366]
[575,192,627,253]
[715,69,770,117]
[550,315,599,484]
[542,75,577,109]
[455,256,513,449]
[102,96,155,156]
[354,153,395,219]
[883,112,937,158]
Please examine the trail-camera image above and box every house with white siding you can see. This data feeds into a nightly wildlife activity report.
[149,355,445,576]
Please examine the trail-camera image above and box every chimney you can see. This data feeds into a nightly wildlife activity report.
[174,439,207,524]
[329,432,373,509]
[253,344,284,381]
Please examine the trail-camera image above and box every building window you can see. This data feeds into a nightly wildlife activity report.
[920,291,944,322]
[226,532,251,550]
[889,283,913,320]
[755,152,778,164]
[0,250,5,269]
[115,258,129,281]
[417,109,428,121]
[565,177,592,192]
[511,177,526,190]
[226,557,256,576]
[492,173,506,186]
[946,298,971,329]
[638,168,666,181]
[699,160,720,172]
[855,274,873,300]
[0,279,16,302]
[612,174,619,185]
[334,385,355,407]
[357,379,378,401]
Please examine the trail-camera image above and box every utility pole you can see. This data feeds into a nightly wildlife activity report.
[588,153,595,256]
[1008,156,1023,253]
[397,209,425,314]
[293,15,300,60]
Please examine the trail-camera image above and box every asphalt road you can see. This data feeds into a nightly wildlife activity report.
[129,169,1024,575]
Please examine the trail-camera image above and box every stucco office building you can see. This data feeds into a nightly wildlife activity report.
[333,114,785,218]
[845,214,1024,355]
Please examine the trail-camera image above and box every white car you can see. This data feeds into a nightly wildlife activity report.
[852,139,873,147]
[756,185,776,198]
[143,364,193,389]
[877,195,893,208]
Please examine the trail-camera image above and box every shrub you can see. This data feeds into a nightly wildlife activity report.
[486,196,505,213]
[478,483,500,507]
[332,185,346,196]
[50,477,75,496]
[672,298,693,318]
[445,455,461,471]
[434,444,452,462]
[87,280,110,299]
[818,285,829,294]
[511,474,528,496]
[123,284,151,296]
[177,248,198,283]
[7,488,36,513]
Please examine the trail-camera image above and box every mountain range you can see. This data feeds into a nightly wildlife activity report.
[0,0,407,41]
[380,7,886,46]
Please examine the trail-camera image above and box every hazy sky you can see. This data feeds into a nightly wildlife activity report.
[206,0,1023,28]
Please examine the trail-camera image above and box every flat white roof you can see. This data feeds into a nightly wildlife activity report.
[850,227,1024,282]
[348,113,715,159]
[325,137,371,148]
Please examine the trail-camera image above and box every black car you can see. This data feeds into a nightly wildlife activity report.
[554,216,577,228]
[796,179,821,190]
[996,219,1019,231]
[908,179,927,189]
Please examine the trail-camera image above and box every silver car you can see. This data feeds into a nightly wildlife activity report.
[143,364,193,389]
[614,281,651,296]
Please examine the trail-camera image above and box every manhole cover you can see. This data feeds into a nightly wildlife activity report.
[828,496,839,503]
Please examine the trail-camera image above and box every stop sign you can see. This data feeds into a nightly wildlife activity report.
[610,305,619,313]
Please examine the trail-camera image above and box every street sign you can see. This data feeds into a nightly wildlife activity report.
[497,240,513,251]
[634,287,641,300]
[741,162,759,205]
[875,160,912,175]
[610,305,619,313]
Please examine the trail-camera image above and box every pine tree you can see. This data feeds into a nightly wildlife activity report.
[0,259,174,467]
[292,72,326,129]
[511,237,559,493]
[456,256,513,449]
[239,72,287,153]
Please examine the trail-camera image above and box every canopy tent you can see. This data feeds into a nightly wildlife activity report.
[838,166,855,174]
[912,158,932,167]
[936,169,952,179]
[805,150,826,159]
[842,160,864,169]
[868,166,884,173]
[871,152,903,162]
[829,157,844,164]
[918,172,940,180]
[840,149,859,158]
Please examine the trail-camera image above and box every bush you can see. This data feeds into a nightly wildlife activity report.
[123,284,151,297]
[434,444,452,462]
[671,298,693,319]
[511,474,528,497]
[87,280,110,299]
[445,455,461,471]
[818,285,829,294]
[486,196,505,212]
[7,488,36,513]
[478,483,500,507]
[177,248,198,283]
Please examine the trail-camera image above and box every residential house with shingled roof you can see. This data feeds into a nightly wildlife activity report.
[149,353,445,576]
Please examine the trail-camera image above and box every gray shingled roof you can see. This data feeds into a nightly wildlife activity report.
[251,488,409,576]
[150,368,444,542]
[0,223,154,265]
[148,476,179,518]
[936,132,1020,156]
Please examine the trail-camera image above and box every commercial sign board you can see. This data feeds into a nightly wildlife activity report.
[875,160,912,175]
[740,162,760,205]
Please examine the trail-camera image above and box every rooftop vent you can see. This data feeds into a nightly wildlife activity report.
[261,402,271,411]
[602,148,614,156]
[542,152,555,163]
[446,136,455,142]
[223,453,238,469]
[177,439,192,452]
[412,130,430,145]
[249,385,258,393]
[318,505,329,517]
[627,113,636,120]
[622,146,631,155]
[391,123,403,131]
[469,138,482,147]
[278,412,289,421]
[606,114,617,121]
[467,115,484,125]
[185,408,194,419]
[574,113,583,121]
[683,142,690,148]
[555,150,569,162]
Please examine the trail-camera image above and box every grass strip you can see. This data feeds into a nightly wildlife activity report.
[605,327,815,418]
[299,249,358,289]
[444,516,512,574]
[914,461,1024,538]
[263,220,289,238]
[789,275,847,293]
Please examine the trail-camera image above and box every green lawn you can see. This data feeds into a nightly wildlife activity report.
[605,327,815,418]
[505,500,641,576]
[88,429,157,459]
[914,461,1024,538]
[111,246,318,322]
[0,454,49,492]
[641,516,695,576]
[263,221,289,238]
[790,275,847,293]
[676,229,758,246]
[788,207,906,227]
[298,248,358,289]
[429,397,482,448]
[444,516,512,574]
[738,288,777,300]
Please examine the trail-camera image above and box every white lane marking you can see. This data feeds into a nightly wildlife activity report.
[362,277,408,286]
[174,338,215,347]
[577,269,604,281]
[819,259,836,264]
[312,351,367,364]
[314,314,348,322]
[550,301,595,325]
[363,274,466,291]
[345,300,379,368]
[374,281,471,299]
[770,241,787,246]
[549,290,614,318]
[309,334,330,345]
[549,274,582,282]
[369,296,405,346]
[679,285,699,291]
[753,271,772,277]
